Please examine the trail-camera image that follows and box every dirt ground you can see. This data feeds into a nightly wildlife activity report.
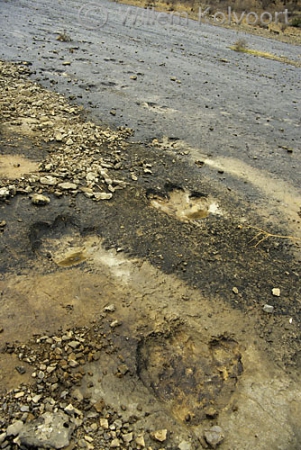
[0,61,301,449]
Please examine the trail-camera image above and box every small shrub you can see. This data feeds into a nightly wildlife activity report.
[57,30,72,42]
[291,16,301,28]
[233,38,248,52]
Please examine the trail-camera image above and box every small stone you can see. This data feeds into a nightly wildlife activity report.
[116,364,129,377]
[110,320,121,328]
[21,405,30,413]
[170,76,177,81]
[46,365,56,374]
[0,220,6,227]
[151,429,167,442]
[272,288,280,297]
[86,172,98,182]
[135,434,145,447]
[6,420,24,436]
[31,194,50,206]
[78,438,88,448]
[205,407,219,419]
[130,75,137,80]
[14,391,25,399]
[0,188,9,198]
[62,61,71,66]
[69,359,79,368]
[204,426,224,448]
[122,432,133,443]
[32,394,42,403]
[99,418,109,429]
[110,110,116,116]
[58,182,77,190]
[94,192,113,201]
[66,138,74,145]
[104,304,116,312]
[15,366,26,374]
[232,287,239,294]
[263,304,274,313]
[68,340,81,349]
[55,132,63,141]
[64,404,76,415]
[44,163,53,171]
[178,441,192,450]
[40,176,57,186]
[93,399,105,413]
[110,438,120,448]
[71,388,84,402]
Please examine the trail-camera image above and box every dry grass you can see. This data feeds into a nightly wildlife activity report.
[239,224,301,248]
[229,41,301,67]
[57,30,72,42]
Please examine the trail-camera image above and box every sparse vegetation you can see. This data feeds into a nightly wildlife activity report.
[115,0,301,45]
[291,15,301,27]
[242,225,301,248]
[232,38,248,52]
[57,30,72,42]
[229,39,301,67]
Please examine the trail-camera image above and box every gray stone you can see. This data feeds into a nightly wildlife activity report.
[204,426,224,449]
[135,434,145,447]
[64,403,76,415]
[94,192,113,201]
[6,420,24,436]
[0,188,10,198]
[32,394,42,403]
[263,304,274,313]
[40,176,57,186]
[71,388,84,402]
[122,432,133,443]
[18,412,75,449]
[58,182,77,190]
[31,194,50,205]
[151,429,167,442]
[178,441,192,450]
[104,304,116,312]
[68,340,81,349]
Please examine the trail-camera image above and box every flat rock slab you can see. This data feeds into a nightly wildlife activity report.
[18,412,75,449]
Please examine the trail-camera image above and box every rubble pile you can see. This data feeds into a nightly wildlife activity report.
[0,61,136,203]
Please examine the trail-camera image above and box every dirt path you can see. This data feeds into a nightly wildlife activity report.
[0,60,301,449]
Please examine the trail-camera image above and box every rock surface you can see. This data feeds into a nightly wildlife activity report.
[204,426,224,449]
[18,412,75,449]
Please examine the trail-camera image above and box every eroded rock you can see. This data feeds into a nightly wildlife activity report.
[18,412,75,449]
